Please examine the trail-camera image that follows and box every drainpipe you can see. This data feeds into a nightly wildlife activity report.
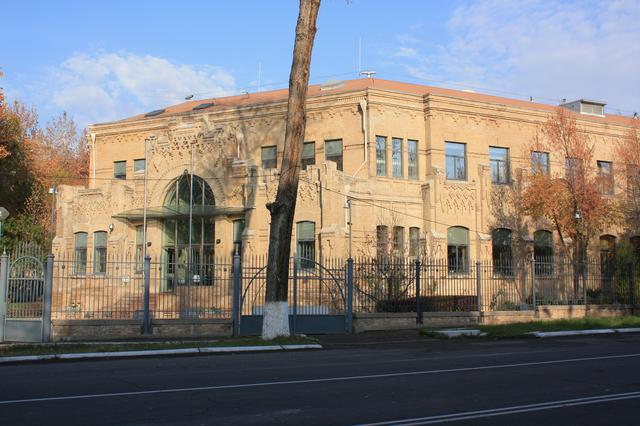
[90,133,97,189]
[352,99,369,178]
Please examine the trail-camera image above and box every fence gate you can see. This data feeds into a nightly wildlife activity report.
[2,255,46,342]
[239,257,348,336]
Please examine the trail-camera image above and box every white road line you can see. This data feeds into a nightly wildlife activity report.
[356,391,640,425]
[1,352,639,406]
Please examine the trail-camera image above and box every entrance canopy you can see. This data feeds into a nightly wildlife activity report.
[112,205,247,221]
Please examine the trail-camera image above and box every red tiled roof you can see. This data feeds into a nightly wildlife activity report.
[107,78,636,128]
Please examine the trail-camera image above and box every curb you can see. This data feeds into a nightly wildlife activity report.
[0,344,323,364]
[528,328,640,338]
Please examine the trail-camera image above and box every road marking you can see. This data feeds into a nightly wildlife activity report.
[1,352,639,406]
[355,391,640,425]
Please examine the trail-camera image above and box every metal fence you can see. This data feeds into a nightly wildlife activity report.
[28,254,640,320]
[4,247,639,331]
[50,254,234,320]
[352,256,640,314]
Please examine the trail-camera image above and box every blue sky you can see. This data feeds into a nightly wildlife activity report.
[2,0,639,128]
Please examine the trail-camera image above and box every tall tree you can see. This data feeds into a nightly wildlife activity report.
[522,107,611,264]
[614,121,640,233]
[262,0,320,339]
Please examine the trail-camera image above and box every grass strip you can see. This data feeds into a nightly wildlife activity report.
[0,336,316,357]
[420,316,640,339]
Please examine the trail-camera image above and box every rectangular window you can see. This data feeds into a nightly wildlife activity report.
[392,138,403,178]
[376,225,388,259]
[93,231,107,275]
[531,151,550,175]
[376,136,387,176]
[408,140,418,179]
[392,226,404,256]
[74,232,87,275]
[445,142,466,180]
[296,221,315,268]
[134,159,146,173]
[135,225,144,274]
[325,139,343,171]
[489,146,510,184]
[233,219,245,256]
[261,146,277,169]
[597,160,613,195]
[114,161,126,180]
[301,142,315,170]
[409,227,420,257]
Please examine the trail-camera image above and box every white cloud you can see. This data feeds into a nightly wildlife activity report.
[35,52,236,126]
[397,0,640,114]
[394,47,418,59]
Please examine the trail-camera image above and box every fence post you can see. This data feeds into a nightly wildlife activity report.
[292,255,298,336]
[0,251,8,342]
[583,259,588,315]
[42,254,53,342]
[627,262,634,307]
[415,259,422,325]
[231,254,241,337]
[346,258,353,334]
[142,256,151,335]
[531,257,536,312]
[476,261,482,315]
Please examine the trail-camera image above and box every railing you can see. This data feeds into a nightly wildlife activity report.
[4,250,638,324]
[352,256,640,314]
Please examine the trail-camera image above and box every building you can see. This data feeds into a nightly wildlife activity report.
[53,78,638,282]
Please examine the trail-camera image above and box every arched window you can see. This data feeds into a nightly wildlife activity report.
[74,232,87,275]
[162,174,215,291]
[534,230,553,276]
[296,221,315,268]
[447,226,469,273]
[492,228,513,275]
[376,225,389,259]
[93,231,107,275]
[600,235,616,280]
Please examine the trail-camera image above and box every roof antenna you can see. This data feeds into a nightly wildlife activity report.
[257,62,261,92]
[360,70,376,78]
[358,36,362,74]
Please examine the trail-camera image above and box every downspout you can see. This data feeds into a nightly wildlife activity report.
[352,98,369,177]
[90,133,97,189]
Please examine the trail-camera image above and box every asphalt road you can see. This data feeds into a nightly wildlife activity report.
[2,334,640,425]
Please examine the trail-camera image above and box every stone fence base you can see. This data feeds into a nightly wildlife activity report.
[50,305,634,340]
[52,319,232,342]
[353,304,634,333]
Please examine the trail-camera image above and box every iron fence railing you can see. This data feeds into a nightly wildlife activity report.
[3,248,639,323]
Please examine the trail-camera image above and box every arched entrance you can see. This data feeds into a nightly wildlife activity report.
[162,174,216,291]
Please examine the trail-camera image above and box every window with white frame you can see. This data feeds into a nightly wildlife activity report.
[376,136,387,176]
[445,142,466,180]
[392,137,403,178]
[408,140,418,179]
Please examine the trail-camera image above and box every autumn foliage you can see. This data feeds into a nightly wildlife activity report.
[522,107,612,259]
[0,70,88,248]
[614,121,640,232]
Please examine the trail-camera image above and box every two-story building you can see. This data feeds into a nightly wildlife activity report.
[53,78,638,284]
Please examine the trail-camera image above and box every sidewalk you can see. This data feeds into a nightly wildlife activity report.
[0,337,322,364]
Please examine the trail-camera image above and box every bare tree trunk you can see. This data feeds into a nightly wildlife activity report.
[262,0,320,339]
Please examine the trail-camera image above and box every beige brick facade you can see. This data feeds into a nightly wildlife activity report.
[52,78,637,267]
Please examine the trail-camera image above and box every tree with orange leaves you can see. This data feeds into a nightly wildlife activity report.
[522,107,612,264]
[0,70,88,250]
[614,120,640,233]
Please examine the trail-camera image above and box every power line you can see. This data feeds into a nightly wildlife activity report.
[298,175,485,235]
